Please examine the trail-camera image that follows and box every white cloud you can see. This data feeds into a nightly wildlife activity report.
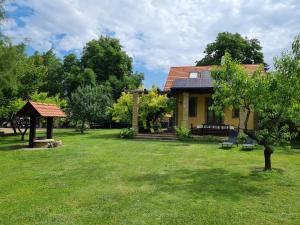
[3,0,300,72]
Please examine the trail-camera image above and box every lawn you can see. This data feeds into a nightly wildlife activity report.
[0,129,299,225]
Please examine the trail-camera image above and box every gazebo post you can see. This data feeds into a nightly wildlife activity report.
[132,92,140,133]
[29,115,37,148]
[46,117,54,139]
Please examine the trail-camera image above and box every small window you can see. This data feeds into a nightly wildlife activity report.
[200,70,211,78]
[189,72,198,78]
[232,108,240,118]
[189,97,197,117]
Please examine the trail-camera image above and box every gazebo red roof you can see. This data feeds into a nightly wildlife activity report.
[16,101,66,118]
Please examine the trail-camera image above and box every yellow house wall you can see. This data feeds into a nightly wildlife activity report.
[176,93,255,130]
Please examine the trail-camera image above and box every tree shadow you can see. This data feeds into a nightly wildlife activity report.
[85,133,120,140]
[0,144,28,151]
[129,168,271,201]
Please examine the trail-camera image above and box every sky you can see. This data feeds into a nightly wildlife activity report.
[1,0,300,89]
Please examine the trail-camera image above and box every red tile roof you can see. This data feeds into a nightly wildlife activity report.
[164,64,260,91]
[17,101,66,118]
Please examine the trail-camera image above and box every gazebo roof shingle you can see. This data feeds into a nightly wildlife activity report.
[17,101,66,118]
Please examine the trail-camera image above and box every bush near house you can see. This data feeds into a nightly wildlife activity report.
[175,126,192,141]
[120,127,136,139]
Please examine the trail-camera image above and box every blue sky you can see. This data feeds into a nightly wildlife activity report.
[2,0,300,89]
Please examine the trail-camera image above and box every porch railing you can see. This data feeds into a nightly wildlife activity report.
[191,124,232,136]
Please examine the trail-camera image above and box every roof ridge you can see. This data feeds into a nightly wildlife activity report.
[29,101,57,106]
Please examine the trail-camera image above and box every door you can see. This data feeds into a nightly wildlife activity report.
[206,98,223,124]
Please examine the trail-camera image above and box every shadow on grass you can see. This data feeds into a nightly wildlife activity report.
[0,144,28,151]
[85,133,120,140]
[130,168,270,200]
[250,167,285,176]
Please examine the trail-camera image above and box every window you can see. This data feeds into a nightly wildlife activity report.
[200,70,211,78]
[189,97,197,117]
[232,108,240,118]
[189,72,198,78]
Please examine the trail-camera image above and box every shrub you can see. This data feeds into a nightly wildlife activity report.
[120,128,136,139]
[175,126,192,141]
[237,131,248,144]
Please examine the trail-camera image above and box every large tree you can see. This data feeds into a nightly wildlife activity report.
[81,36,132,82]
[40,49,63,96]
[16,52,47,98]
[61,53,96,98]
[0,39,25,98]
[81,36,143,99]
[0,0,5,23]
[196,32,266,67]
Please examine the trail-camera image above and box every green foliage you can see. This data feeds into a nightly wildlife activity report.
[0,39,25,98]
[211,52,264,130]
[237,131,248,144]
[30,92,67,110]
[61,54,97,98]
[211,35,300,170]
[175,126,192,141]
[120,128,136,139]
[110,88,175,131]
[139,88,175,131]
[16,54,48,98]
[40,49,63,96]
[68,85,112,133]
[253,36,300,148]
[110,92,133,123]
[81,36,143,100]
[81,36,132,82]
[196,32,265,66]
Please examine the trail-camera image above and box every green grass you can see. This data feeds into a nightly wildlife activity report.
[0,129,299,225]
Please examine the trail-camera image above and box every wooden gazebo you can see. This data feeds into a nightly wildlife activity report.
[16,101,66,148]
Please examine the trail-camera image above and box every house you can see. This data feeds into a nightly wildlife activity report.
[164,65,259,134]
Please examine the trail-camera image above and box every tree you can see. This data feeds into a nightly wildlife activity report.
[196,32,266,67]
[0,39,25,98]
[0,0,6,24]
[110,92,133,124]
[111,88,175,132]
[61,54,96,98]
[107,72,144,100]
[68,85,112,133]
[211,36,300,170]
[40,49,63,96]
[81,36,132,82]
[16,53,47,98]
[81,36,143,99]
[254,36,300,170]
[211,53,263,131]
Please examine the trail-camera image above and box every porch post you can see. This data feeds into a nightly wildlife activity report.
[132,92,139,133]
[46,117,54,139]
[181,92,189,128]
[29,115,37,148]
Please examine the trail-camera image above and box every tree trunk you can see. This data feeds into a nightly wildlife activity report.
[10,118,17,134]
[244,108,251,132]
[80,120,85,134]
[264,145,273,171]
